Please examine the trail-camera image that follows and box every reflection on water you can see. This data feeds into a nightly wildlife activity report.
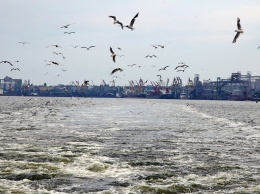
[0,96,260,193]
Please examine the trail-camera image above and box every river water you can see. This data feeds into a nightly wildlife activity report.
[0,96,260,194]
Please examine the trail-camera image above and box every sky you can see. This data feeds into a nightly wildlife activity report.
[1,0,260,86]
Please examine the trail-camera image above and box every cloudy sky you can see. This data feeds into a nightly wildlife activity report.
[1,0,260,86]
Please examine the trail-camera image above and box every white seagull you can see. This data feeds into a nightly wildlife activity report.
[110,47,117,62]
[124,12,139,30]
[108,16,124,29]
[232,17,244,43]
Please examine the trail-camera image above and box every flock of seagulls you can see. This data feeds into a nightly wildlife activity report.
[1,14,255,86]
[107,12,192,81]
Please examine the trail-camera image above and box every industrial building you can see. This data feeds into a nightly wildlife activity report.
[1,71,260,100]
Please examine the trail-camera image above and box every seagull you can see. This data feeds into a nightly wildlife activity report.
[156,42,171,48]
[81,46,95,50]
[157,75,162,79]
[128,64,136,67]
[60,23,75,28]
[71,45,81,48]
[159,66,169,71]
[257,46,260,49]
[110,47,117,62]
[124,12,139,30]
[232,17,244,43]
[47,44,62,48]
[18,41,29,44]
[116,21,124,30]
[0,61,13,66]
[177,69,185,72]
[111,68,123,75]
[49,61,60,65]
[11,68,20,71]
[64,32,75,34]
[108,15,119,24]
[53,52,65,59]
[145,55,157,58]
[108,16,124,29]
[175,64,189,70]
[151,45,158,49]
[13,60,24,65]
[118,47,122,50]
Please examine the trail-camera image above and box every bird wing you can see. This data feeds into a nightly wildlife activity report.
[129,12,138,27]
[110,47,114,54]
[111,69,117,75]
[112,55,116,62]
[116,21,124,29]
[129,18,136,27]
[232,32,240,43]
[7,61,13,66]
[175,66,180,70]
[109,16,116,21]
[133,12,139,19]
[237,18,241,30]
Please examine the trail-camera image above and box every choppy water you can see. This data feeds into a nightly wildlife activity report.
[0,96,260,194]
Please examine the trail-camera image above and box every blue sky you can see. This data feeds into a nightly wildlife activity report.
[1,0,260,86]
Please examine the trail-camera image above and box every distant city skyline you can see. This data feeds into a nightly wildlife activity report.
[1,0,260,86]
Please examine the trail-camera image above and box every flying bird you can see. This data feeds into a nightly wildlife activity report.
[81,46,95,50]
[257,46,260,49]
[156,42,171,48]
[18,42,29,44]
[151,45,158,49]
[49,61,60,65]
[108,16,124,29]
[71,45,81,48]
[111,68,123,75]
[128,64,136,67]
[145,55,157,58]
[13,60,24,65]
[53,52,65,59]
[177,69,185,72]
[108,15,119,24]
[60,23,75,28]
[232,17,244,43]
[157,75,162,79]
[159,66,169,71]
[124,12,139,30]
[47,44,62,48]
[0,61,13,66]
[64,32,75,34]
[110,47,117,62]
[116,21,124,30]
[11,68,20,71]
[175,64,189,70]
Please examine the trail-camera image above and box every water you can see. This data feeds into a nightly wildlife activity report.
[0,96,260,194]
